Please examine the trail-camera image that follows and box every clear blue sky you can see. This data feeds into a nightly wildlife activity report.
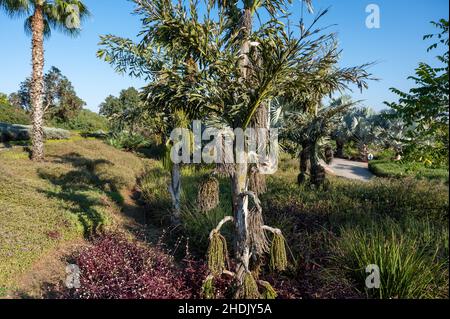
[0,0,448,113]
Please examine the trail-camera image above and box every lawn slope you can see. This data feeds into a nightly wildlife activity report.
[0,139,144,296]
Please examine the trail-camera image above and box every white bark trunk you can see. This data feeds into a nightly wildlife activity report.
[232,161,250,284]
[231,8,253,287]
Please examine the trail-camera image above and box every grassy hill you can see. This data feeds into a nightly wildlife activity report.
[0,138,145,296]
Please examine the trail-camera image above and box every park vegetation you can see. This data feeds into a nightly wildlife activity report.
[0,0,448,300]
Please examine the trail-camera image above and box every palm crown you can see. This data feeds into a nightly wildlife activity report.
[0,0,90,37]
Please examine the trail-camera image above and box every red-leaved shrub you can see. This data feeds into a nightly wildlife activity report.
[70,233,199,299]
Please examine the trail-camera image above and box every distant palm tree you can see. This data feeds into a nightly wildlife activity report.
[0,0,89,161]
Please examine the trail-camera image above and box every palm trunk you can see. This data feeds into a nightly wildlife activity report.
[232,161,250,287]
[336,140,344,158]
[30,5,45,161]
[248,102,268,195]
[309,141,326,187]
[298,142,309,185]
[232,8,253,288]
[359,144,369,162]
[169,163,181,224]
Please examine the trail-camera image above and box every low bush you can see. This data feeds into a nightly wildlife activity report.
[50,109,109,133]
[0,122,71,142]
[107,132,149,152]
[65,233,197,299]
[0,103,30,125]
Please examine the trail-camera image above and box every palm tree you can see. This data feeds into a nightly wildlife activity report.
[97,0,344,298]
[0,0,89,161]
[372,111,411,159]
[209,0,314,195]
[276,97,358,186]
[332,105,378,160]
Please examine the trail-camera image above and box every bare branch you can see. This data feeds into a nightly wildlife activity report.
[209,216,234,239]
[262,225,283,235]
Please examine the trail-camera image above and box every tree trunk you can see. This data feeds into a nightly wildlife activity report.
[30,5,45,161]
[309,141,326,187]
[298,142,310,185]
[336,140,344,158]
[248,102,268,195]
[231,7,253,289]
[231,161,250,287]
[359,144,369,162]
[169,163,181,224]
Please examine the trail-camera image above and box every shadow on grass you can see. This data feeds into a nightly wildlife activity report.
[37,152,125,237]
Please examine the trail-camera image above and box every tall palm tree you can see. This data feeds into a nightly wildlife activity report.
[0,0,89,161]
[210,0,314,195]
[97,0,336,298]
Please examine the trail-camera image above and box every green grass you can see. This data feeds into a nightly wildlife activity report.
[138,164,233,254]
[369,160,449,183]
[329,217,448,299]
[0,139,145,293]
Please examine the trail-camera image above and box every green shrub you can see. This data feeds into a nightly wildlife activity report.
[329,218,448,299]
[50,109,108,133]
[374,149,396,161]
[107,132,149,151]
[0,103,30,125]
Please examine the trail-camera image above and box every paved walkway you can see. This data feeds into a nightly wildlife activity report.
[322,158,374,182]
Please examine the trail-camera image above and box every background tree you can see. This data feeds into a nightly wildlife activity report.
[385,19,449,166]
[332,105,379,160]
[8,92,24,109]
[0,0,89,161]
[11,66,86,123]
[280,101,355,186]
[99,87,142,133]
[0,92,8,105]
[372,110,411,159]
[271,35,373,184]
